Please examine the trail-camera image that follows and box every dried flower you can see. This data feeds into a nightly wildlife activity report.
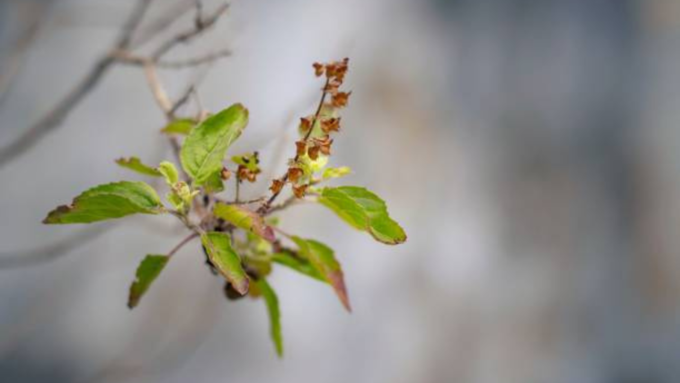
[331,91,351,108]
[292,184,308,198]
[287,167,303,183]
[307,145,320,160]
[295,141,307,157]
[313,136,333,156]
[313,62,324,77]
[321,118,340,133]
[269,179,285,194]
[300,117,313,132]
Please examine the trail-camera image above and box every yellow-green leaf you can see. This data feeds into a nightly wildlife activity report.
[180,104,248,186]
[43,181,164,224]
[128,254,169,309]
[158,161,179,185]
[203,172,225,194]
[201,232,249,295]
[322,166,351,180]
[272,251,324,282]
[213,203,275,242]
[115,157,162,177]
[318,186,406,245]
[255,278,283,357]
[161,118,196,135]
[292,237,350,311]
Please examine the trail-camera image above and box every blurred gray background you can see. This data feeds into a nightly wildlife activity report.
[1,0,680,382]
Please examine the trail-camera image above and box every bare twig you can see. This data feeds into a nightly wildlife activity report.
[151,3,229,60]
[129,0,196,49]
[143,62,174,116]
[168,232,199,257]
[0,224,116,269]
[0,1,47,110]
[159,49,232,68]
[0,0,153,168]
[112,48,231,69]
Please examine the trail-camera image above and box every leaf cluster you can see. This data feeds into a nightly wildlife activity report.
[43,59,406,356]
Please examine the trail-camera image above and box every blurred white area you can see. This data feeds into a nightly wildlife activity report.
[1,0,680,382]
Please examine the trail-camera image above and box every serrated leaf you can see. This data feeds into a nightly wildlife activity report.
[128,254,169,309]
[213,203,275,242]
[201,232,249,294]
[291,236,350,311]
[161,118,196,135]
[158,161,179,185]
[115,157,162,177]
[272,251,324,282]
[318,186,407,245]
[322,166,351,180]
[180,104,248,186]
[43,181,164,224]
[255,278,283,357]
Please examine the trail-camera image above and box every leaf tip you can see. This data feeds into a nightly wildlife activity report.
[328,271,351,312]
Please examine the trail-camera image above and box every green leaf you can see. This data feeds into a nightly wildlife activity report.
[115,157,162,177]
[43,181,164,224]
[291,236,350,311]
[158,161,179,185]
[203,172,225,194]
[180,104,248,186]
[128,254,169,309]
[255,278,283,357]
[272,251,324,282]
[322,166,352,180]
[161,118,196,135]
[318,186,407,245]
[201,232,249,294]
[214,203,275,242]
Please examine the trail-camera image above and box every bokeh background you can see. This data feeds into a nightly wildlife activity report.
[1,0,680,382]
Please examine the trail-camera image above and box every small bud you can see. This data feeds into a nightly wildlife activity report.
[313,62,324,77]
[220,167,232,180]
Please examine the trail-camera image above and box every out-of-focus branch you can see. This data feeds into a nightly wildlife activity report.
[0,224,116,269]
[0,2,231,269]
[0,1,47,109]
[151,2,229,60]
[112,48,232,69]
[0,0,153,168]
[129,0,196,49]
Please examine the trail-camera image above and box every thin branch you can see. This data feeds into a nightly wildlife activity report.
[168,232,199,257]
[129,0,196,49]
[111,48,231,69]
[143,62,174,116]
[0,1,47,110]
[0,0,153,168]
[0,224,116,269]
[159,49,232,68]
[151,3,230,60]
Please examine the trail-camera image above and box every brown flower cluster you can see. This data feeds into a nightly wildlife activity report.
[235,152,261,183]
[269,58,351,200]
